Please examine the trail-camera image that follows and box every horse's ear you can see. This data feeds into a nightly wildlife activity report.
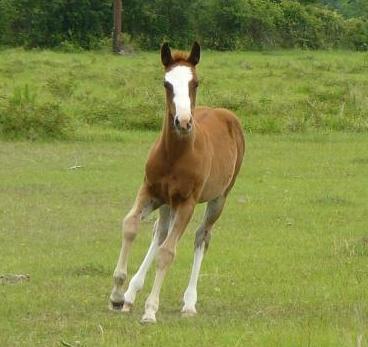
[161,42,173,67]
[187,41,200,66]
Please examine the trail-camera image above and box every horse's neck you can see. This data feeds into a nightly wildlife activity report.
[160,111,195,160]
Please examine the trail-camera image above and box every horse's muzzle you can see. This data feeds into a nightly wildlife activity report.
[174,115,193,133]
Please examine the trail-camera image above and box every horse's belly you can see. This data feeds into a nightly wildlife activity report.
[198,160,236,202]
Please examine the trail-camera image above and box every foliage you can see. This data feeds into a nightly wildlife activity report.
[189,0,283,50]
[343,18,368,51]
[0,0,112,49]
[123,0,195,49]
[0,0,367,50]
[322,0,368,18]
[0,85,72,140]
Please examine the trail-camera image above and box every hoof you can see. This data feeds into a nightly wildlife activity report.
[122,302,133,313]
[140,314,157,325]
[109,300,124,312]
[181,307,197,317]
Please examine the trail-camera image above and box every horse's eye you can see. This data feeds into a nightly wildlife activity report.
[193,81,199,88]
[164,81,172,90]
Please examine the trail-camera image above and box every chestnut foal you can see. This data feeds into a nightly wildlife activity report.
[109,42,245,323]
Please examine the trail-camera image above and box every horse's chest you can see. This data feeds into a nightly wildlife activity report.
[147,169,199,205]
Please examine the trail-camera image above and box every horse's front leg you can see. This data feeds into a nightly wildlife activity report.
[109,185,160,310]
[141,199,195,323]
[122,205,170,312]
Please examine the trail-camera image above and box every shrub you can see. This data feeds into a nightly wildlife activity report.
[79,98,162,131]
[0,85,73,140]
[343,18,368,51]
[1,0,368,51]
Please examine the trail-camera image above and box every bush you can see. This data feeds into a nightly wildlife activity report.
[343,18,368,51]
[79,98,162,131]
[191,0,282,50]
[1,0,368,51]
[279,1,319,48]
[123,0,195,49]
[0,86,73,140]
[0,0,112,49]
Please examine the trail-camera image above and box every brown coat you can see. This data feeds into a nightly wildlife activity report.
[110,42,245,324]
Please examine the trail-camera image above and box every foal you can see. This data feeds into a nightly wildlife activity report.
[110,42,245,323]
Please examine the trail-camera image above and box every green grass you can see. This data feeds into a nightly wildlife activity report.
[0,49,368,139]
[1,131,368,346]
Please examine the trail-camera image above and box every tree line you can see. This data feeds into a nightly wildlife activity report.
[0,0,367,50]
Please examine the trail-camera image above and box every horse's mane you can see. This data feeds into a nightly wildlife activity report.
[172,51,189,64]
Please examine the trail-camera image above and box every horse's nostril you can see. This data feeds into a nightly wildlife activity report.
[174,116,192,131]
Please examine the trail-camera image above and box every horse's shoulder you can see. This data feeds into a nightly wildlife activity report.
[193,106,211,119]
[195,106,240,127]
[146,138,164,170]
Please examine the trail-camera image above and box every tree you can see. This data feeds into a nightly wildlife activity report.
[113,0,122,53]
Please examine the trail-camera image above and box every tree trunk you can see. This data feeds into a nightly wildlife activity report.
[113,0,122,53]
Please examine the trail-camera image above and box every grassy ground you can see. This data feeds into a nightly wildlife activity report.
[1,131,368,346]
[0,49,368,139]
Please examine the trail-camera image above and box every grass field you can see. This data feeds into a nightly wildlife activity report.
[1,130,368,346]
[0,49,368,139]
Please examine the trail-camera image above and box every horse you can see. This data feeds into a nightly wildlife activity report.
[109,42,245,323]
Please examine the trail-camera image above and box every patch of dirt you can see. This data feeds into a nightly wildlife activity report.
[0,274,30,284]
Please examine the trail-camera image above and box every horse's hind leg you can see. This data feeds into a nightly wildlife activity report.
[142,200,195,323]
[109,185,159,310]
[182,195,226,316]
[122,205,170,312]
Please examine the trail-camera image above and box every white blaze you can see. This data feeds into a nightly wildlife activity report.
[165,66,193,121]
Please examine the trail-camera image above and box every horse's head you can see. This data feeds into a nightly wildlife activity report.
[161,42,200,135]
